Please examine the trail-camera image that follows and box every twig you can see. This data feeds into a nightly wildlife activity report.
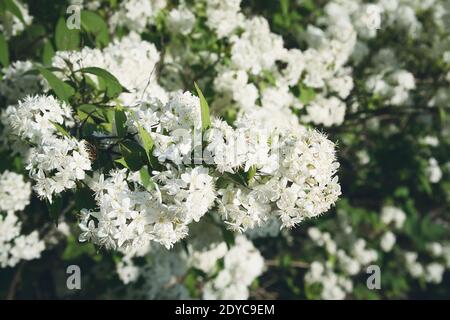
[265,259,309,269]
[6,262,24,300]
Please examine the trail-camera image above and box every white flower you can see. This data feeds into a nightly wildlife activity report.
[427,242,443,257]
[353,239,378,265]
[109,0,166,33]
[116,258,140,284]
[0,212,45,268]
[0,171,31,213]
[425,263,445,284]
[381,206,406,229]
[205,0,244,38]
[426,158,442,183]
[201,236,264,300]
[230,17,285,75]
[303,96,346,127]
[167,7,196,35]
[380,231,396,252]
[0,61,42,103]
[0,1,33,39]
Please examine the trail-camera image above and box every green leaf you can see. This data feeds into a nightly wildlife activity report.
[80,11,110,47]
[119,141,145,171]
[438,106,446,125]
[77,67,129,98]
[299,85,316,105]
[222,227,235,248]
[194,82,211,131]
[78,104,106,122]
[37,66,75,102]
[280,0,289,16]
[0,33,9,67]
[50,121,70,137]
[47,196,63,224]
[62,235,98,261]
[139,166,155,191]
[4,0,25,23]
[42,39,55,66]
[246,165,257,184]
[55,17,80,51]
[114,109,127,138]
[136,123,155,164]
[75,187,96,210]
[114,157,128,168]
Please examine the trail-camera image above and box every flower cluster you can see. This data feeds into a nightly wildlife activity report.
[1,95,91,202]
[0,171,45,268]
[201,235,265,300]
[0,0,32,39]
[79,89,340,252]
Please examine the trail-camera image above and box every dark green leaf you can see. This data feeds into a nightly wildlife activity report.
[0,33,9,67]
[114,109,127,138]
[47,196,63,224]
[4,0,25,23]
[42,39,55,66]
[37,66,75,102]
[77,67,129,98]
[119,141,145,171]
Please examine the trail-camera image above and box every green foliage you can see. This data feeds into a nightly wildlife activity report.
[77,67,129,98]
[0,33,9,67]
[55,17,80,51]
[80,11,109,48]
[114,109,127,138]
[194,82,211,131]
[36,66,75,102]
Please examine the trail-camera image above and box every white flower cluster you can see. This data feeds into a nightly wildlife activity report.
[166,6,196,36]
[366,67,416,106]
[109,0,167,33]
[80,165,216,251]
[305,261,353,300]
[308,226,378,277]
[205,0,355,128]
[426,158,442,183]
[114,220,262,300]
[404,252,446,284]
[77,84,340,252]
[131,91,201,164]
[303,96,346,127]
[0,170,31,213]
[204,0,244,39]
[1,95,91,202]
[304,201,450,299]
[305,235,377,299]
[201,236,265,300]
[381,206,406,229]
[0,60,42,104]
[118,245,190,299]
[52,33,167,106]
[0,1,33,39]
[0,171,45,268]
[210,118,341,231]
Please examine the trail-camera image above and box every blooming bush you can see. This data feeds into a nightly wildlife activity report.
[0,0,449,300]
